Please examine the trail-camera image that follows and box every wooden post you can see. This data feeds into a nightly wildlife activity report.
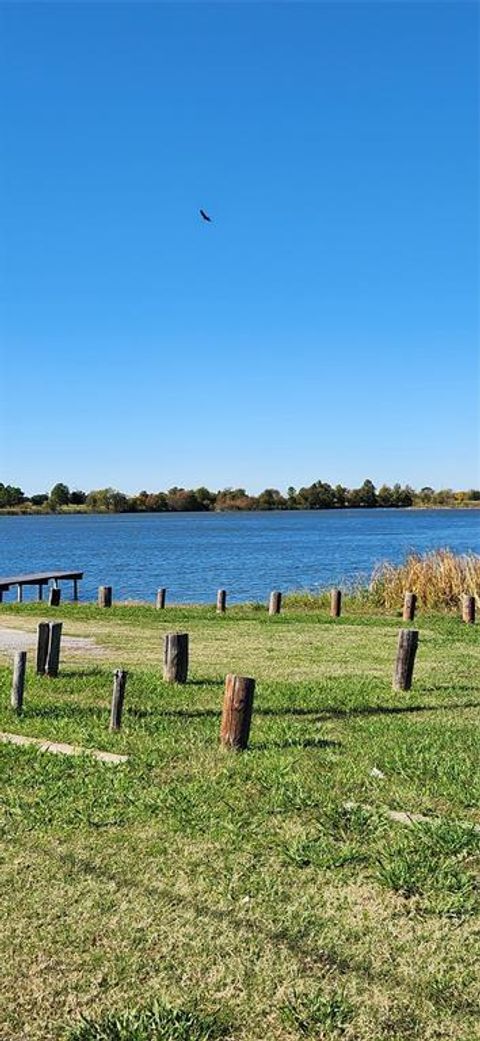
[393,629,419,691]
[49,587,61,607]
[163,632,189,683]
[269,591,282,615]
[38,584,43,602]
[46,622,63,677]
[17,584,23,603]
[73,578,79,601]
[0,589,3,603]
[220,674,256,750]
[216,589,227,613]
[11,651,26,714]
[461,595,476,624]
[156,587,166,609]
[36,622,50,675]
[330,589,342,618]
[403,591,417,622]
[98,586,112,608]
[110,669,127,731]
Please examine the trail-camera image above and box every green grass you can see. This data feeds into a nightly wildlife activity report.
[0,600,479,1040]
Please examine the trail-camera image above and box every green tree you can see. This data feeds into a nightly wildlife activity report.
[69,489,86,505]
[257,488,286,510]
[49,483,70,508]
[377,484,394,507]
[334,484,347,508]
[85,488,128,512]
[0,483,24,507]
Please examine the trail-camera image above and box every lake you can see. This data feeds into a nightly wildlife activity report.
[0,509,478,604]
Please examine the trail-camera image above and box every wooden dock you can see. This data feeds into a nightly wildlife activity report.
[0,570,84,602]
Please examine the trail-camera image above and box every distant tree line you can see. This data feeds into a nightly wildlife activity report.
[1,480,479,514]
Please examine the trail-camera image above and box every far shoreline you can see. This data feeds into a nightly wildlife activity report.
[1,504,479,517]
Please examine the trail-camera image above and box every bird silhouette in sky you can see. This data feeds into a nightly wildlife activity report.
[199,209,212,222]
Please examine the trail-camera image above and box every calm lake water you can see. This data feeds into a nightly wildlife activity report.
[0,510,478,604]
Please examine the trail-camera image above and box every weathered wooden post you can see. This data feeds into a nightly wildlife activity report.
[330,589,342,618]
[37,584,43,602]
[11,651,26,714]
[110,669,127,731]
[403,591,417,622]
[73,578,79,601]
[269,591,282,615]
[36,622,50,675]
[98,586,112,608]
[156,587,166,610]
[46,622,63,677]
[163,632,189,683]
[17,584,23,603]
[461,594,476,624]
[49,587,61,607]
[216,589,227,613]
[220,674,256,750]
[393,629,419,691]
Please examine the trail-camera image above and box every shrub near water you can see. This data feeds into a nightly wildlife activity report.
[370,550,480,609]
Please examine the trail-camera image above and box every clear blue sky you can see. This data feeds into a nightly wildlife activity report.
[1,1,478,495]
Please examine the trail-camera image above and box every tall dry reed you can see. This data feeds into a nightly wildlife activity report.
[370,549,480,609]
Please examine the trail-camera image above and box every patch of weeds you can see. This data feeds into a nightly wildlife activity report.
[425,971,479,1015]
[376,821,480,916]
[281,804,381,872]
[280,987,353,1036]
[375,997,425,1039]
[320,802,381,840]
[282,835,366,870]
[65,1000,231,1041]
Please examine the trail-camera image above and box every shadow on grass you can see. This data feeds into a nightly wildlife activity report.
[56,850,354,978]
[22,698,480,727]
[58,668,105,679]
[256,700,480,721]
[28,704,107,720]
[127,707,220,720]
[251,737,340,752]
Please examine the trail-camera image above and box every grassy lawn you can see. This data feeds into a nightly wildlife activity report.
[0,600,479,1040]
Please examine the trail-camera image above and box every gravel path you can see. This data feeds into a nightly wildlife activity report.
[0,627,100,655]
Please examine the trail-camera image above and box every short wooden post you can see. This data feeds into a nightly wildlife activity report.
[36,622,50,675]
[73,578,79,601]
[393,629,419,691]
[220,674,256,750]
[11,651,26,714]
[461,595,476,624]
[0,589,3,603]
[163,632,189,683]
[216,589,227,613]
[156,587,166,609]
[330,589,342,618]
[38,584,43,602]
[110,669,127,731]
[403,591,417,622]
[49,587,61,607]
[269,591,282,615]
[17,584,23,603]
[46,622,63,677]
[98,586,112,608]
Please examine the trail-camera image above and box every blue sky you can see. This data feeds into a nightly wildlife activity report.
[1,1,478,494]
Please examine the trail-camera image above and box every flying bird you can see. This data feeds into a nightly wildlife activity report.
[199,209,212,222]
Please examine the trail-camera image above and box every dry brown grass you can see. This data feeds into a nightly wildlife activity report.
[370,550,480,609]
